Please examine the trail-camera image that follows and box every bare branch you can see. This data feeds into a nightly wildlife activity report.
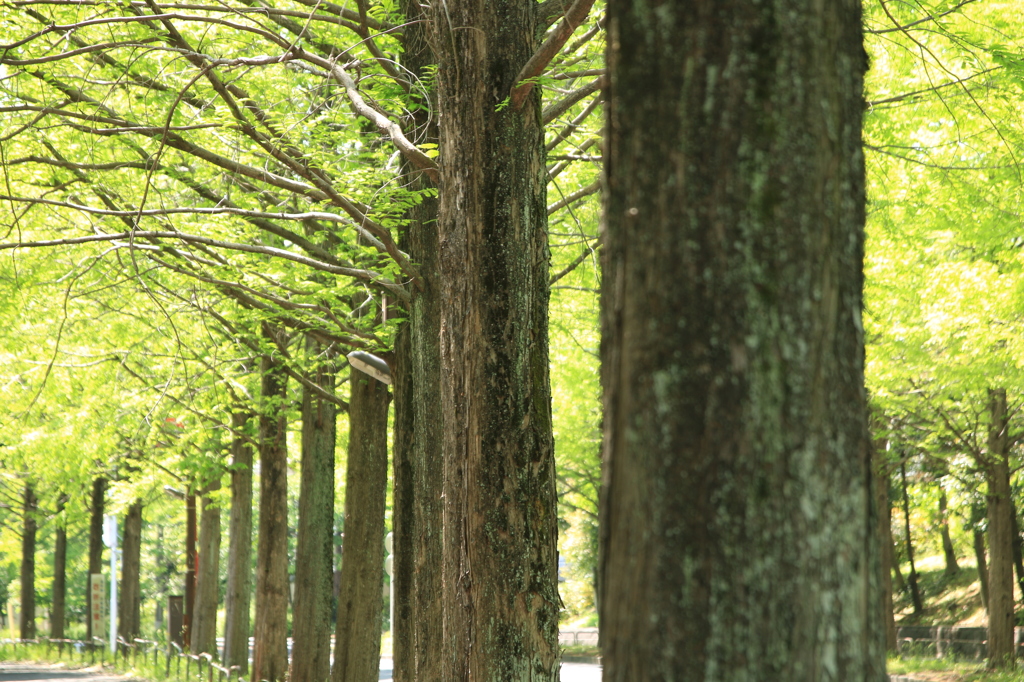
[510,0,596,111]
[542,75,606,126]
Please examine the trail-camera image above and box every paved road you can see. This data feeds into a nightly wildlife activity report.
[0,665,132,682]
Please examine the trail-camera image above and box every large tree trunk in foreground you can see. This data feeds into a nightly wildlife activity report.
[428,1,561,679]
[292,339,337,682]
[119,501,143,646]
[332,366,389,682]
[392,3,442,678]
[192,485,222,655]
[224,409,255,673]
[20,484,36,640]
[52,496,67,640]
[599,1,884,679]
[87,477,106,641]
[252,327,290,682]
[987,387,1014,669]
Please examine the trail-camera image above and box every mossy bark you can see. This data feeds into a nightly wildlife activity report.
[292,337,337,682]
[119,501,143,646]
[331,367,389,682]
[393,2,442,678]
[600,0,885,679]
[223,409,254,672]
[427,1,560,679]
[252,328,290,682]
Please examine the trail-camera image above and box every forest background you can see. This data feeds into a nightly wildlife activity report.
[0,0,1021,673]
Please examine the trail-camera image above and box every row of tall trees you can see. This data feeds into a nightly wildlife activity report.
[2,0,1021,680]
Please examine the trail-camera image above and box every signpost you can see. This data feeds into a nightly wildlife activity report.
[89,573,104,639]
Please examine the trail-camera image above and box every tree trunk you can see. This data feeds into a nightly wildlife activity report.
[52,496,67,640]
[599,1,884,679]
[393,4,442,678]
[252,325,290,682]
[428,1,560,680]
[192,484,222,655]
[184,491,197,647]
[987,387,1014,669]
[87,477,106,641]
[939,487,959,577]
[292,338,337,682]
[20,483,36,640]
[224,409,255,673]
[900,462,924,615]
[331,366,389,682]
[874,443,897,651]
[891,542,907,594]
[975,527,990,611]
[119,501,143,647]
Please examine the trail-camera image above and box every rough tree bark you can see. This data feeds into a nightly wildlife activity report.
[192,484,222,655]
[426,0,561,679]
[252,324,291,682]
[987,387,1014,669]
[119,501,143,646]
[87,477,106,641]
[52,496,67,640]
[20,483,36,640]
[332,365,389,682]
[292,338,337,682]
[599,0,885,679]
[223,409,255,673]
[392,2,442,678]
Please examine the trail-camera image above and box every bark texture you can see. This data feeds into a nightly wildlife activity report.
[20,484,36,640]
[224,409,255,672]
[52,496,67,640]
[428,0,561,679]
[392,3,442,678]
[292,338,337,682]
[332,367,389,682]
[252,329,290,682]
[192,485,222,655]
[600,1,884,679]
[119,501,143,646]
[987,387,1014,669]
[87,477,106,641]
